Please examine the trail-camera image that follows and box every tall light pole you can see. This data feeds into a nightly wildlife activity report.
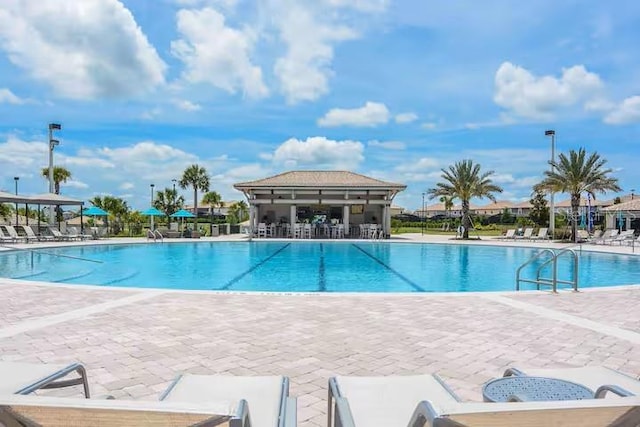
[14,176,19,226]
[421,192,426,235]
[48,123,61,224]
[545,130,556,238]
[150,183,155,230]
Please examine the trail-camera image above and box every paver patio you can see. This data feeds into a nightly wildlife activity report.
[1,237,639,426]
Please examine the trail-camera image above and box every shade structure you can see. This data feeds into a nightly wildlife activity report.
[171,209,196,236]
[142,207,164,230]
[82,206,108,216]
[170,209,195,218]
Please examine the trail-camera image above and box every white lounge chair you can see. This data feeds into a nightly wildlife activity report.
[531,227,548,241]
[328,374,460,427]
[593,229,619,244]
[0,361,89,397]
[21,225,53,242]
[0,227,17,243]
[498,229,516,240]
[515,227,534,240]
[161,374,296,427]
[610,230,636,245]
[3,226,27,243]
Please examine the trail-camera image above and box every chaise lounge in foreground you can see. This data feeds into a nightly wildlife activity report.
[0,361,90,398]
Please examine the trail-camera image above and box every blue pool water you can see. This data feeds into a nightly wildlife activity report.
[0,242,639,292]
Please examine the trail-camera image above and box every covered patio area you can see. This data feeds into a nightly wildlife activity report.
[233,171,406,239]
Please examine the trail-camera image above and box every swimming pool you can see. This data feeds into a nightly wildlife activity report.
[1,242,639,292]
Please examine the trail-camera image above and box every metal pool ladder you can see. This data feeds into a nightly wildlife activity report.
[516,248,579,292]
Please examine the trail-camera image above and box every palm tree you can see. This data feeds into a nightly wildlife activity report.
[179,164,210,221]
[41,166,72,194]
[534,148,621,242]
[90,195,130,235]
[153,188,184,224]
[202,191,222,219]
[427,160,503,239]
[228,201,249,225]
[439,195,454,229]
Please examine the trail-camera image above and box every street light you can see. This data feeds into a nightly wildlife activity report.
[545,130,556,238]
[421,192,426,235]
[14,176,19,226]
[48,123,61,224]
[150,184,155,231]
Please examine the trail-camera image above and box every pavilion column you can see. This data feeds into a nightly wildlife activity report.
[383,205,391,239]
[343,205,350,237]
[249,203,255,239]
[626,215,631,231]
[290,205,297,236]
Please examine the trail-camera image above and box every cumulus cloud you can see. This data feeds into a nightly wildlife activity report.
[421,122,437,130]
[174,99,202,111]
[120,182,135,190]
[318,102,390,127]
[394,112,418,124]
[604,96,640,124]
[65,180,90,189]
[494,62,604,120]
[270,136,364,169]
[0,88,26,104]
[324,0,389,12]
[368,140,406,150]
[0,0,166,99]
[396,157,439,173]
[272,1,358,104]
[171,8,268,98]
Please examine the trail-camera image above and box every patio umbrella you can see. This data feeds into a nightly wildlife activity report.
[141,207,164,230]
[170,209,196,234]
[82,206,109,237]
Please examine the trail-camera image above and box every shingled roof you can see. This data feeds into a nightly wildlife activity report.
[234,171,406,190]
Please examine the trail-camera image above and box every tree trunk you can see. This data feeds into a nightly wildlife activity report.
[461,199,471,239]
[571,194,580,243]
[193,189,198,226]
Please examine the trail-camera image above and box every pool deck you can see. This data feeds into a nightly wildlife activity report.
[1,234,639,426]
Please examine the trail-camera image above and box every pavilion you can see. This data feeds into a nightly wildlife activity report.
[233,171,406,238]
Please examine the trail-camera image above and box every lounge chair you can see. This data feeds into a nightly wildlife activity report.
[3,226,27,243]
[20,225,53,242]
[498,229,516,240]
[328,374,460,427]
[502,365,640,398]
[593,229,619,244]
[161,374,296,427]
[530,227,548,241]
[0,394,237,427]
[515,227,534,240]
[0,361,89,398]
[610,230,636,245]
[0,227,17,243]
[47,227,70,241]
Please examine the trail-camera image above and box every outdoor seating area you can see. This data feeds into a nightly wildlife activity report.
[2,359,638,427]
[577,229,639,246]
[0,225,98,243]
[497,227,549,241]
[252,222,384,239]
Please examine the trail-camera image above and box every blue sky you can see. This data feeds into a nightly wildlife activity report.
[1,0,639,210]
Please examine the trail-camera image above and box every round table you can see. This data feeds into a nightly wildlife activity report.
[482,376,594,402]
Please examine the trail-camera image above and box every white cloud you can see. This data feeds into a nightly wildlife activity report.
[0,88,25,104]
[396,157,439,173]
[65,179,89,189]
[324,0,389,12]
[494,62,604,120]
[270,136,364,169]
[604,96,640,124]
[174,99,202,111]
[0,0,166,99]
[272,1,358,104]
[368,140,406,150]
[171,8,268,98]
[175,0,238,9]
[318,102,390,127]
[421,122,437,129]
[394,112,418,124]
[120,182,135,190]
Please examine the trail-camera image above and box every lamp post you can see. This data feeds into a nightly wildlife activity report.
[150,184,155,230]
[14,176,19,225]
[544,130,556,238]
[48,123,61,224]
[421,192,426,235]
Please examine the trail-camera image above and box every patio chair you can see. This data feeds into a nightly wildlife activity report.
[0,361,90,398]
[46,227,69,241]
[327,374,461,427]
[160,374,296,427]
[530,227,548,241]
[610,230,636,245]
[502,365,640,398]
[515,227,534,240]
[0,394,237,427]
[20,225,53,242]
[408,397,640,427]
[593,229,619,244]
[0,227,17,243]
[3,226,27,243]
[498,229,516,240]
[257,223,267,238]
